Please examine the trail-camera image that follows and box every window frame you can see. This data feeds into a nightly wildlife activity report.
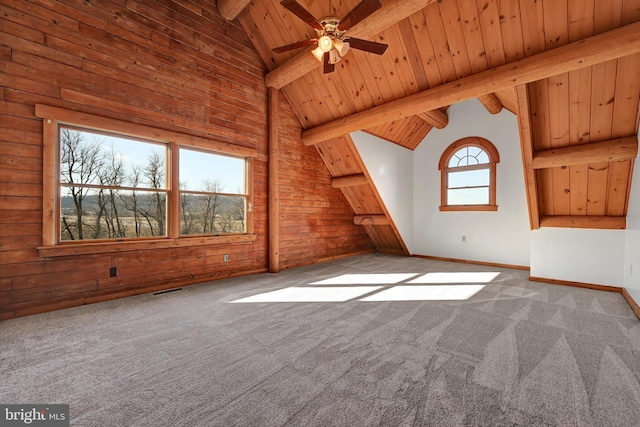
[37,104,257,257]
[438,137,500,212]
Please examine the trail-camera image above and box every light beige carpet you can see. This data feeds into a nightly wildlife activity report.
[2,254,640,426]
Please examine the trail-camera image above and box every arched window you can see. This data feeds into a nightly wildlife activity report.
[438,137,499,211]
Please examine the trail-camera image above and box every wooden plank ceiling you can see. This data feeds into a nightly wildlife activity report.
[229,0,640,253]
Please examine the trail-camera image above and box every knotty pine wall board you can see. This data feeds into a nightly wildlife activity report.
[0,0,370,319]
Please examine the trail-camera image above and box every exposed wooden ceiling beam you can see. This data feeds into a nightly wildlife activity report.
[265,0,439,89]
[516,84,540,230]
[539,215,626,230]
[417,110,448,129]
[533,137,639,169]
[477,93,503,114]
[302,21,640,146]
[332,174,368,188]
[218,0,251,21]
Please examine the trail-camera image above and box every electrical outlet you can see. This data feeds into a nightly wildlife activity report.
[223,254,229,263]
[109,267,118,277]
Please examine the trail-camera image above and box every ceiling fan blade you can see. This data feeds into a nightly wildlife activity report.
[345,37,388,55]
[280,0,324,31]
[323,52,335,74]
[339,0,382,31]
[272,39,317,53]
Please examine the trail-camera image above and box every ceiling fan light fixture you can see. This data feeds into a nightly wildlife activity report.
[333,38,350,57]
[329,49,341,64]
[311,46,325,62]
[317,35,333,53]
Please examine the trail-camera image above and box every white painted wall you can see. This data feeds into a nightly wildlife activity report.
[352,99,638,299]
[351,131,414,253]
[530,228,626,286]
[412,99,531,267]
[624,132,640,304]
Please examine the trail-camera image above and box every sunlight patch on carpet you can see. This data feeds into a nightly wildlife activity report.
[360,285,486,301]
[230,286,383,303]
[309,273,419,285]
[408,272,500,284]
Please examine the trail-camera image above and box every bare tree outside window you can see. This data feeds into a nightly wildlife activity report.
[57,127,248,242]
[59,127,167,241]
[60,128,104,240]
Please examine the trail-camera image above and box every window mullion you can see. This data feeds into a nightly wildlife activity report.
[169,142,180,239]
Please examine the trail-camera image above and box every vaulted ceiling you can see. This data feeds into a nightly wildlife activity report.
[222,0,640,253]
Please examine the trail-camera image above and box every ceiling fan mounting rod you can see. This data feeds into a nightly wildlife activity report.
[316,17,344,38]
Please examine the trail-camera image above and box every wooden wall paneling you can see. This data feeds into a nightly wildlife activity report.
[587,59,618,215]
[622,0,640,24]
[353,53,393,106]
[609,53,640,215]
[477,0,506,68]
[568,0,595,41]
[457,0,488,74]
[528,80,552,154]
[333,63,373,115]
[0,0,374,318]
[496,0,525,62]
[529,80,554,215]
[314,137,362,177]
[130,0,262,66]
[398,117,432,150]
[342,185,383,214]
[589,0,623,245]
[518,0,546,57]
[494,88,517,114]
[369,30,408,99]
[567,0,594,216]
[382,24,418,96]
[0,14,46,45]
[568,68,592,215]
[423,4,457,84]
[244,0,313,70]
[612,53,640,138]
[594,0,624,35]
[547,73,571,215]
[438,0,473,79]
[274,95,375,268]
[606,160,632,216]
[542,0,570,213]
[408,10,443,88]
[334,60,374,113]
[305,72,354,122]
[281,82,324,129]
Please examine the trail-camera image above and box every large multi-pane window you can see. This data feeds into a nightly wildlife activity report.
[38,105,255,252]
[179,148,247,236]
[59,127,169,241]
[438,137,499,211]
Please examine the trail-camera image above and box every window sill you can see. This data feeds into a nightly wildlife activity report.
[439,205,498,212]
[38,234,258,258]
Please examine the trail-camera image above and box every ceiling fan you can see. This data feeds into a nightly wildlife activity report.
[272,0,389,74]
